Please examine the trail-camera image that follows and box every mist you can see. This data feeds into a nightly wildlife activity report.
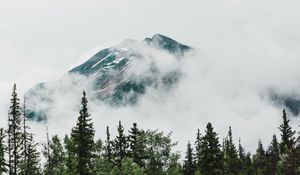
[1,0,300,155]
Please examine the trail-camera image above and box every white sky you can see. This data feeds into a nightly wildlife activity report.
[1,0,300,153]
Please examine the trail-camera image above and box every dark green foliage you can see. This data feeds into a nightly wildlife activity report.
[183,141,195,175]
[266,134,279,175]
[71,91,95,175]
[194,129,202,173]
[8,84,23,175]
[223,127,241,175]
[43,135,65,175]
[3,85,300,175]
[113,121,128,169]
[253,140,267,175]
[279,109,296,153]
[199,122,223,175]
[278,109,297,175]
[24,134,41,175]
[128,123,146,168]
[0,128,7,174]
[104,126,113,164]
[238,139,254,175]
[64,135,78,175]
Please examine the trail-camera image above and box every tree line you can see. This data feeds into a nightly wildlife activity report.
[0,84,300,175]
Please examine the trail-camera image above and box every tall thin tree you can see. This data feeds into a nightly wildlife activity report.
[8,84,23,175]
[71,91,95,175]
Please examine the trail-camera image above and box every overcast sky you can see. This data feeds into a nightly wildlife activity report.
[1,0,300,153]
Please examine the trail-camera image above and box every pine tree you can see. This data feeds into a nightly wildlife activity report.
[183,141,195,175]
[43,125,52,175]
[43,135,65,175]
[71,91,95,175]
[278,109,297,175]
[0,128,7,174]
[21,98,30,175]
[128,123,146,168]
[64,135,77,175]
[113,121,128,169]
[278,109,296,153]
[8,84,23,175]
[104,126,113,163]
[199,122,223,175]
[238,139,254,175]
[253,140,267,175]
[194,129,202,173]
[25,134,41,175]
[244,152,254,175]
[223,127,241,175]
[266,134,279,175]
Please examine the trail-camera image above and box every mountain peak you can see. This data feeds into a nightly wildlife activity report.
[145,34,190,55]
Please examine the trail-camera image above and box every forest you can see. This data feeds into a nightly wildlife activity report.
[0,84,300,175]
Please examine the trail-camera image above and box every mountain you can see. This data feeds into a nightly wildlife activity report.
[25,34,300,121]
[26,34,191,120]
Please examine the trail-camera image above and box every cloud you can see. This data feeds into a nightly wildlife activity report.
[1,0,300,156]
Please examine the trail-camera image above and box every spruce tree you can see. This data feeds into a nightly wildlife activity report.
[183,141,195,175]
[278,109,296,153]
[0,128,7,174]
[113,121,128,169]
[21,98,30,175]
[128,123,146,168]
[8,84,23,175]
[43,135,65,175]
[223,127,241,175]
[64,135,77,175]
[278,109,297,175]
[199,122,223,175]
[266,134,279,175]
[238,139,254,175]
[194,129,202,173]
[71,91,95,175]
[24,134,41,175]
[253,140,267,175]
[105,126,113,163]
[244,152,254,175]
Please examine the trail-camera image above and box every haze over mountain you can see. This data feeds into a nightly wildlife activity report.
[26,34,192,120]
[25,34,300,122]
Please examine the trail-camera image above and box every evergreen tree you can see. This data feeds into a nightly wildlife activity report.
[183,141,195,175]
[244,152,254,175]
[128,123,146,168]
[113,121,128,169]
[43,135,66,175]
[8,84,23,175]
[253,140,267,175]
[278,109,296,153]
[238,139,254,175]
[194,129,202,173]
[223,127,241,175]
[24,134,41,175]
[104,126,113,163]
[0,128,7,174]
[199,122,223,175]
[266,134,279,175]
[71,91,95,175]
[21,98,30,175]
[278,109,297,175]
[64,135,77,175]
